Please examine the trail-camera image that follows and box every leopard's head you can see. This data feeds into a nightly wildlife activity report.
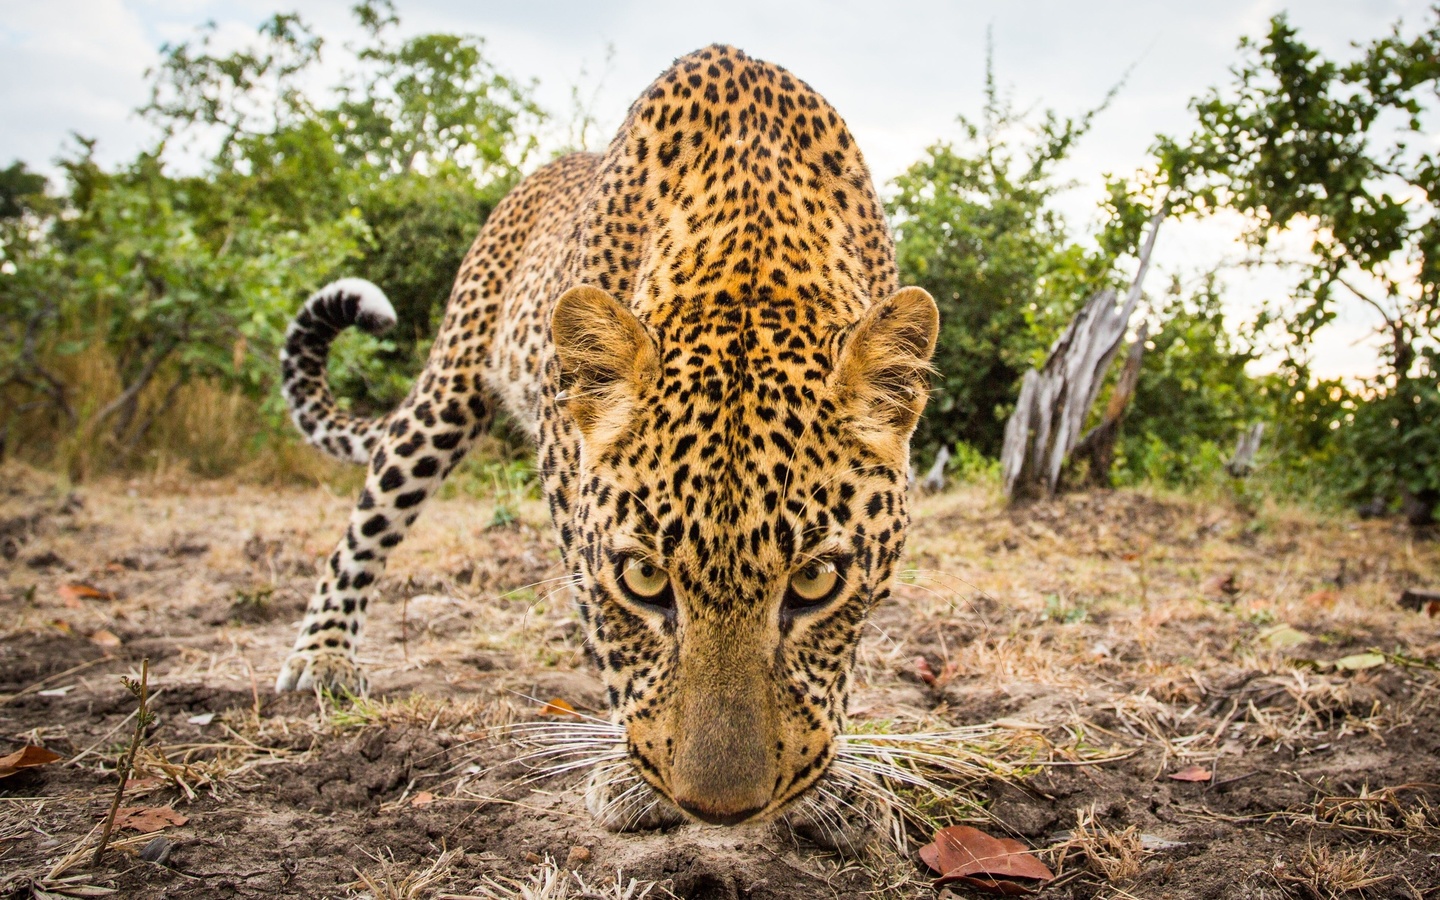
[550,283,937,828]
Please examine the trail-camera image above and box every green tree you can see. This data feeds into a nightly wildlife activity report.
[1160,10,1440,519]
[889,69,1116,459]
[1,3,543,471]
[1118,276,1261,486]
[138,2,542,410]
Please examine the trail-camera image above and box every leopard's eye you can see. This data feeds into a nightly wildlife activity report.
[788,561,839,607]
[619,557,671,601]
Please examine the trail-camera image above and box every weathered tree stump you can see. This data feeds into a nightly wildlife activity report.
[1001,213,1163,501]
[1071,321,1149,488]
[1225,423,1266,478]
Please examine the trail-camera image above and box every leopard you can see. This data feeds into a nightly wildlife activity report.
[275,44,938,852]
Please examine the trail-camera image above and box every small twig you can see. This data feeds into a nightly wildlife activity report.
[93,658,152,867]
[0,658,108,706]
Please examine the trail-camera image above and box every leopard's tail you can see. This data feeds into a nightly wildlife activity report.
[280,278,398,465]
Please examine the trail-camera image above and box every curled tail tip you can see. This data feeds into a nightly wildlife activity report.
[308,278,397,336]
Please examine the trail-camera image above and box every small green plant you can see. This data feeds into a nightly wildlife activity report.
[94,658,153,865]
[949,440,1001,486]
[1043,593,1088,625]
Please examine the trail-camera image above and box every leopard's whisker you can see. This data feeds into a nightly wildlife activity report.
[501,690,622,727]
[813,781,891,838]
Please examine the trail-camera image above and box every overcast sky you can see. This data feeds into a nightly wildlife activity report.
[2,0,1429,379]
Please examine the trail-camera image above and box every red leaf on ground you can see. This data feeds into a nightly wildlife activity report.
[1169,765,1213,782]
[541,698,578,717]
[0,745,63,779]
[914,656,938,685]
[918,825,1054,894]
[58,582,115,604]
[1428,600,1440,618]
[114,806,188,833]
[410,791,436,807]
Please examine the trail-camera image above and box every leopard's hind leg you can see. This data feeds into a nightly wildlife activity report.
[275,279,494,693]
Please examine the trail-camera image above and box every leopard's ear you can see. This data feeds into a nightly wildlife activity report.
[833,286,939,456]
[551,285,659,444]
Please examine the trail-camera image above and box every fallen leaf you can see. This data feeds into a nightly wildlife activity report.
[918,825,1054,894]
[39,685,76,697]
[541,698,578,717]
[914,656,938,685]
[0,745,63,779]
[410,791,436,807]
[1168,765,1213,782]
[58,582,115,604]
[89,629,122,649]
[114,807,188,834]
[1204,573,1242,597]
[1260,624,1310,649]
[187,713,216,726]
[1334,652,1385,671]
[1304,589,1339,606]
[1429,600,1440,618]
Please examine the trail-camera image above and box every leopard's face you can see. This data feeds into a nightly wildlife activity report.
[552,283,937,825]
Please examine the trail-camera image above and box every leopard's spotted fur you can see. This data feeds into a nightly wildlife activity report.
[277,45,938,849]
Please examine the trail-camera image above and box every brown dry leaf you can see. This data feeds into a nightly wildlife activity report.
[1204,573,1241,597]
[918,825,1054,894]
[50,619,74,635]
[58,582,115,604]
[89,629,123,649]
[0,745,63,779]
[114,806,189,833]
[1427,599,1440,618]
[1168,765,1213,782]
[1304,589,1339,606]
[541,698,578,717]
[410,791,437,807]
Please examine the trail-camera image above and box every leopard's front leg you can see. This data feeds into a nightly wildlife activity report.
[276,388,491,693]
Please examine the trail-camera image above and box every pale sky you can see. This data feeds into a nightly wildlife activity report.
[2,0,1429,379]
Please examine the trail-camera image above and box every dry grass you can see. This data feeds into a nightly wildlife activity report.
[448,857,668,900]
[5,340,360,485]
[351,847,462,900]
[1052,805,1149,882]
[1270,842,1392,899]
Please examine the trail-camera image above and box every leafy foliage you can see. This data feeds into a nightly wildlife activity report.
[889,64,1115,459]
[1159,9,1440,518]
[1118,277,1260,486]
[0,4,539,473]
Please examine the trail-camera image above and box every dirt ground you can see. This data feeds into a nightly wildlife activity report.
[3,461,1440,900]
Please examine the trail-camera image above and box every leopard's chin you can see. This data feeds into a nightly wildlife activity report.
[583,758,893,856]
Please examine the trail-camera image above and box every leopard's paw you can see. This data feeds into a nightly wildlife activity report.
[585,762,685,832]
[274,649,369,695]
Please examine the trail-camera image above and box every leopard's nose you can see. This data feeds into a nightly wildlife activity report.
[676,798,766,826]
